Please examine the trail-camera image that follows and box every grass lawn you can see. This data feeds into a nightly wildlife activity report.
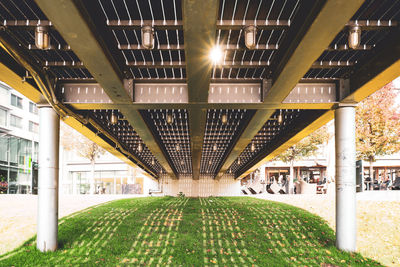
[0,197,380,266]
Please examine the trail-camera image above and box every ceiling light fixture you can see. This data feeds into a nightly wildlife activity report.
[244,25,257,50]
[237,158,241,165]
[137,143,143,153]
[175,144,181,152]
[110,110,118,125]
[35,26,50,50]
[213,143,217,151]
[151,157,155,165]
[209,45,223,65]
[251,143,255,152]
[348,26,361,49]
[166,112,173,124]
[141,26,154,49]
[278,110,283,124]
[221,113,228,125]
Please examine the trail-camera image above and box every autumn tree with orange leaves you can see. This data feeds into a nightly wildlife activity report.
[356,83,400,181]
[277,125,330,193]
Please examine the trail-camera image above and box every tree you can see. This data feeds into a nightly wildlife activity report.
[277,125,330,193]
[356,83,400,182]
[61,123,105,194]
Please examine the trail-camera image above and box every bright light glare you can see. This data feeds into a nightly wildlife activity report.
[393,76,400,89]
[209,46,223,65]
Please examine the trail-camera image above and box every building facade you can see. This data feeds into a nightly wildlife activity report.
[0,82,39,194]
[60,146,159,195]
[0,81,159,195]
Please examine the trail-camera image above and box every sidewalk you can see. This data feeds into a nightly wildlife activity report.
[0,194,142,255]
[254,191,400,266]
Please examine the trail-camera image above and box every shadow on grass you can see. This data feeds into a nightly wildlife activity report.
[0,196,381,266]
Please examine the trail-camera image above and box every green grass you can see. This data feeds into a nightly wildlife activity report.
[0,197,381,266]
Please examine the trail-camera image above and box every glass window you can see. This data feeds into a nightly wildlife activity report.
[0,108,6,127]
[18,139,31,171]
[29,102,38,114]
[0,136,8,163]
[33,142,38,162]
[29,121,39,133]
[9,137,18,164]
[10,94,23,109]
[10,115,22,129]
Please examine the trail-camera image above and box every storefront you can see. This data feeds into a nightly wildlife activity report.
[62,170,135,194]
[0,135,38,194]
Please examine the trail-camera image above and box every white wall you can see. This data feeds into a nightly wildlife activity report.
[142,174,159,195]
[160,174,241,197]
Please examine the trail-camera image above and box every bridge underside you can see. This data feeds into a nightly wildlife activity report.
[1,0,399,181]
[1,0,400,254]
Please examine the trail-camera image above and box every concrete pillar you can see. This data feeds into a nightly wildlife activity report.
[335,104,356,252]
[37,107,60,252]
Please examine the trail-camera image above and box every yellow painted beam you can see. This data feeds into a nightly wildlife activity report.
[0,62,43,103]
[237,110,334,180]
[266,0,364,103]
[345,59,400,103]
[0,62,153,179]
[62,117,154,180]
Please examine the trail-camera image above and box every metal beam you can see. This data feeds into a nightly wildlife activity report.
[215,0,363,179]
[0,29,160,179]
[35,0,177,179]
[326,44,372,51]
[217,20,289,30]
[45,60,272,69]
[236,110,334,179]
[345,26,400,103]
[120,44,279,51]
[69,102,335,111]
[0,53,44,104]
[44,60,355,69]
[0,55,162,179]
[28,44,71,51]
[266,0,364,103]
[63,81,336,105]
[28,42,371,52]
[5,19,395,31]
[183,0,219,179]
[235,110,327,178]
[216,109,274,180]
[311,61,354,69]
[58,77,339,84]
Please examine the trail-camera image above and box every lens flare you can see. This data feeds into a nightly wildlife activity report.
[209,46,223,65]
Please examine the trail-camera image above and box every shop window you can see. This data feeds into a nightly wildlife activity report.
[0,136,8,163]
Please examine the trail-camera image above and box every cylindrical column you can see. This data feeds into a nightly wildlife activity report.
[37,107,60,252]
[335,105,356,252]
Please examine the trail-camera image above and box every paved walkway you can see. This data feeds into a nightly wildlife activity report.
[254,191,400,267]
[0,194,142,255]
